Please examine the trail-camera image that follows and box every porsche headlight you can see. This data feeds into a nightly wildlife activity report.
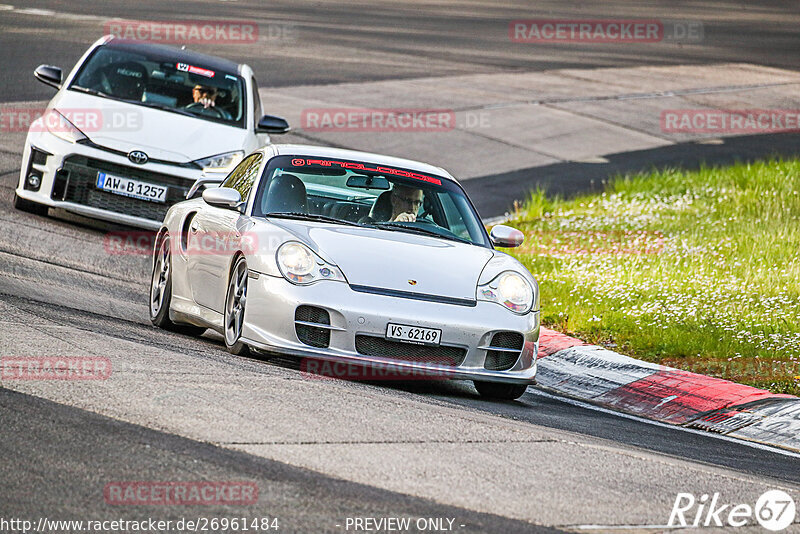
[43,109,88,144]
[276,242,346,285]
[477,271,533,314]
[193,151,244,173]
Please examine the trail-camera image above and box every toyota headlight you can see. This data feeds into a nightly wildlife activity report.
[477,271,533,313]
[193,151,244,173]
[43,109,88,144]
[276,242,346,285]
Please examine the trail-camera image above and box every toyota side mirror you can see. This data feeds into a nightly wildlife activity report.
[34,65,63,89]
[202,187,244,211]
[490,225,524,248]
[256,114,290,134]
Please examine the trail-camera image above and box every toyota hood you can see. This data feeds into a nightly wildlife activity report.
[269,220,495,301]
[50,90,249,162]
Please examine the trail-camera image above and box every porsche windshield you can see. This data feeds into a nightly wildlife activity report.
[251,155,491,247]
[69,45,246,127]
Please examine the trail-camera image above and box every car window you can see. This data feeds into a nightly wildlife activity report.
[70,45,246,128]
[251,155,491,247]
[221,153,263,201]
[251,76,262,128]
[438,192,470,240]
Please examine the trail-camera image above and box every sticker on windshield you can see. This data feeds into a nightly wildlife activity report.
[176,63,215,78]
[290,158,442,185]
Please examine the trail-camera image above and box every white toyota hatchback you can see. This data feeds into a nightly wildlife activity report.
[13,36,289,229]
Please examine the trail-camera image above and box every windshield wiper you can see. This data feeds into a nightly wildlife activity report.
[370,222,471,244]
[267,212,364,227]
[70,86,114,99]
[137,101,197,118]
[70,88,200,118]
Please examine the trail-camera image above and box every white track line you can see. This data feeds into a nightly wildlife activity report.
[528,388,800,459]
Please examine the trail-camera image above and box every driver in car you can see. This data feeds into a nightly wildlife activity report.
[388,184,423,222]
[188,84,231,119]
[359,183,424,224]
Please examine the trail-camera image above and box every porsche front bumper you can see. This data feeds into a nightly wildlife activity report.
[241,273,539,384]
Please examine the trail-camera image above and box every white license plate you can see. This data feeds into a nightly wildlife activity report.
[96,172,167,203]
[386,323,441,346]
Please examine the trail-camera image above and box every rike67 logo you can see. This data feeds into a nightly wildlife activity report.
[669,490,796,531]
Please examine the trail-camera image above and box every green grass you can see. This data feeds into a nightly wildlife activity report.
[503,159,800,394]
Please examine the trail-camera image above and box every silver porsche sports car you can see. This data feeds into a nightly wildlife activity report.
[150,145,540,400]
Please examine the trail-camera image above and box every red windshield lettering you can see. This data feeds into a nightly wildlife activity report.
[290,158,441,185]
[340,162,365,170]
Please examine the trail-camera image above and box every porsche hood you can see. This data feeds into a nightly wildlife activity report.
[267,220,495,302]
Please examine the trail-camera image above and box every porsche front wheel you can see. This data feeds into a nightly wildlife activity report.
[149,233,206,336]
[224,256,250,356]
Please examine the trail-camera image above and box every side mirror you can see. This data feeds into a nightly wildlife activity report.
[490,225,524,248]
[186,177,223,199]
[34,65,62,89]
[256,114,290,134]
[202,187,243,211]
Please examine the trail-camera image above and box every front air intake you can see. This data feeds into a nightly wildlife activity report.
[294,305,331,348]
[354,335,467,366]
[484,331,524,371]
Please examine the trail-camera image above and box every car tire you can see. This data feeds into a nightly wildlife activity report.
[473,381,529,400]
[13,193,49,216]
[223,255,250,356]
[150,233,206,336]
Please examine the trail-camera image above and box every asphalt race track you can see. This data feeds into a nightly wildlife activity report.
[2,0,800,104]
[1,1,799,532]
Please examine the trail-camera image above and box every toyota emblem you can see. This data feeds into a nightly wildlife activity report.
[128,150,149,165]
